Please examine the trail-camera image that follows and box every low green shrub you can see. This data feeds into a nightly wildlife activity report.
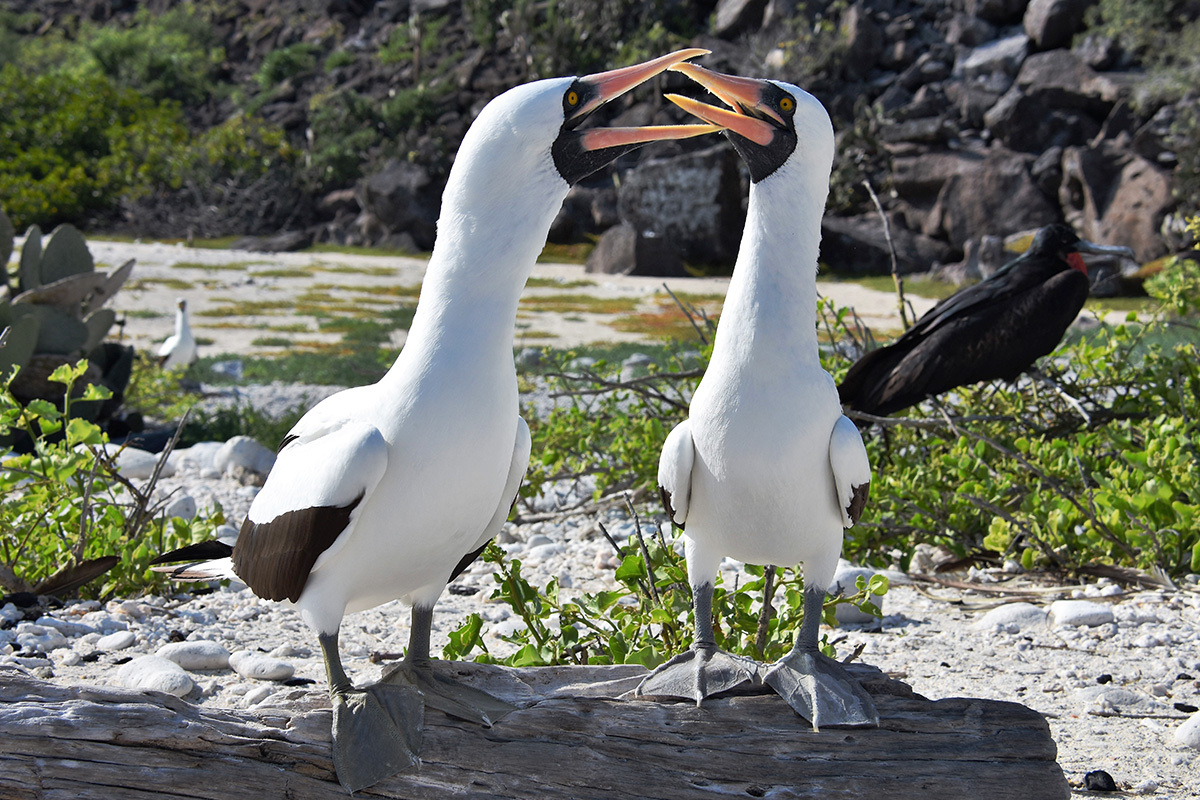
[0,360,216,599]
[442,513,887,667]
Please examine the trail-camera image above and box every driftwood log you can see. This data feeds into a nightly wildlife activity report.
[0,661,1068,799]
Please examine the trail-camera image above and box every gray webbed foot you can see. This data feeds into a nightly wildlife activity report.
[636,644,760,705]
[331,682,423,794]
[382,660,516,727]
[763,649,878,730]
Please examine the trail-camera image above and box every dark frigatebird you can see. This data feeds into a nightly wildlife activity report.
[837,224,1134,417]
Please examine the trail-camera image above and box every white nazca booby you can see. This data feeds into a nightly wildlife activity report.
[154,49,718,792]
[634,63,878,729]
[158,297,197,371]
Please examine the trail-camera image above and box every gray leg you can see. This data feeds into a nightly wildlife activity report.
[380,605,515,726]
[763,587,878,730]
[635,581,759,704]
[319,631,423,793]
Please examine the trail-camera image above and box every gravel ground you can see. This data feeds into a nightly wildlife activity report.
[4,382,1199,796]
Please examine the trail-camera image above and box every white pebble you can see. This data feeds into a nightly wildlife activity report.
[831,561,882,623]
[57,650,82,667]
[116,655,194,697]
[16,624,68,652]
[242,685,275,706]
[527,543,565,561]
[34,616,95,637]
[164,494,198,520]
[214,436,276,476]
[229,650,294,682]
[1175,712,1200,750]
[0,603,24,624]
[157,640,231,671]
[1048,599,1114,628]
[968,602,1047,632]
[96,631,137,652]
[105,445,173,479]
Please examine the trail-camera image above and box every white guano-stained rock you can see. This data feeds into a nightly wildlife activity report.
[116,655,194,697]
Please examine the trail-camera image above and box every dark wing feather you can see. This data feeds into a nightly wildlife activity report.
[231,492,364,603]
[846,482,870,527]
[660,484,683,530]
[151,540,235,565]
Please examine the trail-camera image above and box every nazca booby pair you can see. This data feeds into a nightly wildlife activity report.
[636,65,878,729]
[158,298,197,371]
[155,49,717,793]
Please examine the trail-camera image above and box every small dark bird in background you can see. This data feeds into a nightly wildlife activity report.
[837,224,1135,418]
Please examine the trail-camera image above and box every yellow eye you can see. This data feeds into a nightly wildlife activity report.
[567,90,580,107]
[779,96,795,112]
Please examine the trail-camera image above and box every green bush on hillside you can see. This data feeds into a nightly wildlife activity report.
[0,66,189,228]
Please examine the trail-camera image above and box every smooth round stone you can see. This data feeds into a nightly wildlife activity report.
[242,685,275,706]
[1175,712,1200,749]
[96,630,137,651]
[831,561,882,624]
[117,655,194,697]
[157,640,231,671]
[527,543,565,561]
[968,602,1048,632]
[164,494,198,520]
[1049,599,1115,628]
[229,650,294,682]
[16,624,69,652]
[214,436,276,476]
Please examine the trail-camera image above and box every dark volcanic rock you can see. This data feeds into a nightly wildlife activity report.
[1023,0,1092,51]
[616,145,745,266]
[923,148,1060,247]
[355,160,439,251]
[1060,143,1175,262]
[586,222,686,277]
[820,214,959,275]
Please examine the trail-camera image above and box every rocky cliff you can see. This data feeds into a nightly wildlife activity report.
[6,0,1195,284]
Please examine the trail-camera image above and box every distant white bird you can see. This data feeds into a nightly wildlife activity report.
[637,64,877,730]
[154,49,717,793]
[157,297,197,370]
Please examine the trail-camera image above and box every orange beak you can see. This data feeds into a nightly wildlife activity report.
[665,62,778,146]
[572,49,722,151]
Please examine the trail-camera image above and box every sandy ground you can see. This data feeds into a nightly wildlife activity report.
[87,239,937,358]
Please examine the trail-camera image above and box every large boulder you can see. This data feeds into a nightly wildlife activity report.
[355,159,438,251]
[712,0,768,38]
[954,33,1030,80]
[983,87,1102,152]
[962,0,1031,24]
[585,222,686,277]
[1060,144,1175,262]
[1023,0,1093,51]
[841,3,884,80]
[820,214,959,275]
[615,145,745,267]
[922,148,1060,248]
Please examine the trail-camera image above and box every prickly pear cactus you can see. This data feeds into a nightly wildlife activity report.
[0,208,137,429]
[0,209,12,288]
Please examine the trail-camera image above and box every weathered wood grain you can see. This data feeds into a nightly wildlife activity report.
[0,662,1068,799]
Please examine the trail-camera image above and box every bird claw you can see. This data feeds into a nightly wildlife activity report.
[763,649,878,730]
[381,660,516,727]
[636,645,760,705]
[331,683,423,793]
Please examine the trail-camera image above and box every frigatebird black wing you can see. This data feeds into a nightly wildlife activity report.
[839,255,1088,416]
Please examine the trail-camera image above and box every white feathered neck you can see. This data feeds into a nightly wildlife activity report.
[712,97,834,371]
[394,79,573,376]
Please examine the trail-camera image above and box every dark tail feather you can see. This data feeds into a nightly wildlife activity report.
[151,540,234,565]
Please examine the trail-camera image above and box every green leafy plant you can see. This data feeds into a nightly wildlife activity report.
[442,503,887,667]
[0,360,216,599]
